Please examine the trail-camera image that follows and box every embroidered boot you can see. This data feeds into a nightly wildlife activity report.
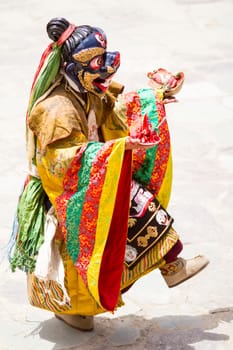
[55,314,94,331]
[160,255,209,288]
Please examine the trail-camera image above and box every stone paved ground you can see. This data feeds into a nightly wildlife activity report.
[0,0,233,349]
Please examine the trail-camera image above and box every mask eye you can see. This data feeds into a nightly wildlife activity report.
[95,32,106,48]
[89,55,104,70]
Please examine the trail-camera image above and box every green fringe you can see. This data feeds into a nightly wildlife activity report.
[10,177,46,272]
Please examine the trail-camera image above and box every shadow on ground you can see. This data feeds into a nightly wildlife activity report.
[27,308,233,350]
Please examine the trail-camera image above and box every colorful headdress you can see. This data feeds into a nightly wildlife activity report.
[27,20,76,116]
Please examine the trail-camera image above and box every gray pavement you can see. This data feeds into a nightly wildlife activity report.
[0,0,233,349]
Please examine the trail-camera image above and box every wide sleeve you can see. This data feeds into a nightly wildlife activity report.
[44,138,132,313]
[110,87,173,208]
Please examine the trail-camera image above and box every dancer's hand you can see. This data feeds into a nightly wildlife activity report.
[125,137,157,150]
[162,96,178,104]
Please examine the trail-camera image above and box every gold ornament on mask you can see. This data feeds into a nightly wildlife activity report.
[73,47,105,63]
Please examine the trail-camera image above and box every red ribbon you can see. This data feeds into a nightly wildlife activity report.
[57,23,76,46]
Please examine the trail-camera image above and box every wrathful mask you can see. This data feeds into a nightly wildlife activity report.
[65,27,120,95]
